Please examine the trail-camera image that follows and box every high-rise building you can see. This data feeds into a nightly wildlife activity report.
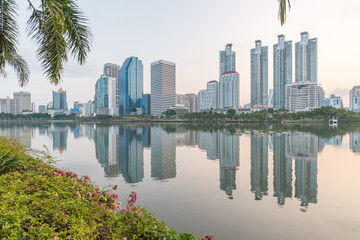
[251,40,268,107]
[0,97,20,114]
[13,91,31,113]
[322,94,343,109]
[285,81,319,112]
[95,75,117,115]
[185,94,197,112]
[150,60,176,116]
[199,81,218,111]
[295,32,318,83]
[119,57,143,115]
[318,86,325,107]
[273,35,292,109]
[52,88,67,110]
[31,103,36,113]
[350,86,360,111]
[219,71,239,110]
[103,63,121,109]
[197,89,206,112]
[219,43,236,75]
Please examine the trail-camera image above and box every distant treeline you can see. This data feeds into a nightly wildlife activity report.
[1,107,359,122]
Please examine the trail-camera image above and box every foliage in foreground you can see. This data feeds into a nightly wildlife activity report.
[0,137,213,239]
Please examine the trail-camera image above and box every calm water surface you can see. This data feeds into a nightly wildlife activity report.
[1,122,360,240]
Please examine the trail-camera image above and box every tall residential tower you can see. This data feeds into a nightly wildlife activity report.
[295,32,317,83]
[251,40,268,107]
[219,44,236,75]
[273,35,292,110]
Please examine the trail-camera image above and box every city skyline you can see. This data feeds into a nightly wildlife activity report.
[0,0,359,107]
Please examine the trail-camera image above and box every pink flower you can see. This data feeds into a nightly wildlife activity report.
[54,233,58,237]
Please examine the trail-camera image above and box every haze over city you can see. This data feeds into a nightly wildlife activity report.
[1,0,359,107]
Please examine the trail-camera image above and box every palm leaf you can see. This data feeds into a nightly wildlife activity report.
[278,0,291,26]
[0,0,30,86]
[27,0,92,85]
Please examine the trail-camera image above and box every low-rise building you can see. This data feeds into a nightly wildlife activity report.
[285,81,318,112]
[321,94,343,109]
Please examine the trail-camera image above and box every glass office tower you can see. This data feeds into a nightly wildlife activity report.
[119,57,143,115]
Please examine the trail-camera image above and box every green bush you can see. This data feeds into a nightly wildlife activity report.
[0,137,213,239]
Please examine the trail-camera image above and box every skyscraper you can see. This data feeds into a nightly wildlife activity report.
[219,43,236,75]
[295,32,318,83]
[218,44,239,110]
[251,40,268,107]
[103,63,121,109]
[150,60,176,116]
[119,57,143,115]
[219,71,239,110]
[95,75,117,115]
[273,35,292,109]
[52,88,67,110]
[13,91,31,113]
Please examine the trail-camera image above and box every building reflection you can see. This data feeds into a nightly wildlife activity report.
[0,126,33,147]
[119,127,144,183]
[94,125,120,177]
[197,130,239,198]
[49,125,68,152]
[350,131,360,153]
[219,132,239,199]
[250,135,268,200]
[151,126,176,180]
[272,134,292,205]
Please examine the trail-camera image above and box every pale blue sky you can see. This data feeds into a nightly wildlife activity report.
[1,0,360,107]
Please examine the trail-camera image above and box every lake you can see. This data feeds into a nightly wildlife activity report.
[1,122,360,240]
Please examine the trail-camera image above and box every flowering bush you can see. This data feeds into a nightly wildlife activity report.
[0,137,213,239]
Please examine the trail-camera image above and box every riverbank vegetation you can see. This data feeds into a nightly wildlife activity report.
[0,137,212,239]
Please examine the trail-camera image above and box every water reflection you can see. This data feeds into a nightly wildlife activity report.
[151,126,176,180]
[2,122,360,206]
[250,135,268,200]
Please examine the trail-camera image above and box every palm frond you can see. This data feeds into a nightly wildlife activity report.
[0,0,29,85]
[26,0,91,85]
[278,0,291,26]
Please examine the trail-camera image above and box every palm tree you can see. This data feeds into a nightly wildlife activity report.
[278,0,291,26]
[0,0,92,87]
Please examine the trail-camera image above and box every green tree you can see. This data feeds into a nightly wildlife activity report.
[0,0,92,86]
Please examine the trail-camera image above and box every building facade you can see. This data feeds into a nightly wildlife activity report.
[322,94,343,109]
[200,81,218,111]
[251,40,268,107]
[150,60,176,116]
[142,94,151,115]
[52,88,67,110]
[13,91,31,113]
[197,89,206,112]
[119,57,143,115]
[219,71,239,110]
[0,97,20,114]
[103,63,121,110]
[220,43,235,76]
[350,86,360,111]
[95,75,117,115]
[185,93,197,112]
[285,81,319,112]
[273,35,292,109]
[295,32,317,83]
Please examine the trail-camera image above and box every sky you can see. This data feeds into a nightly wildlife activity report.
[1,0,360,108]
